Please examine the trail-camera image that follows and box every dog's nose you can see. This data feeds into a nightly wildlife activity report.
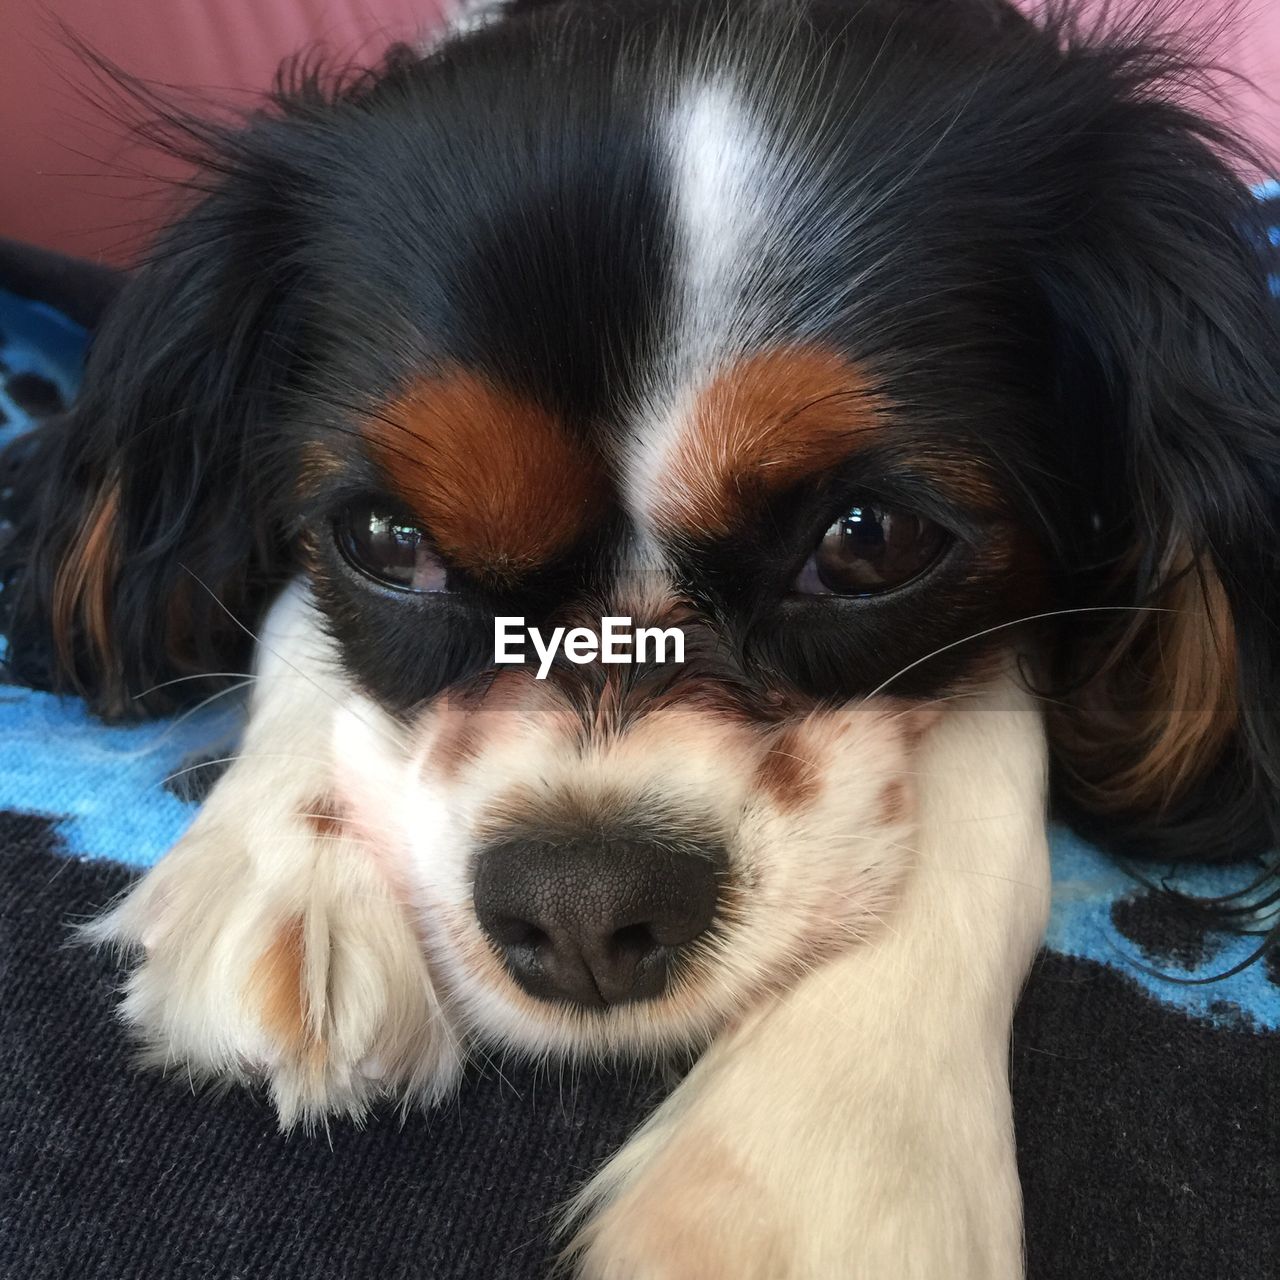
[472,836,721,1007]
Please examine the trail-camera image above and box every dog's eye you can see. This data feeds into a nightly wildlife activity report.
[336,505,450,592]
[793,503,946,595]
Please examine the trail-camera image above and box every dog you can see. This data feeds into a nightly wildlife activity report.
[4,0,1278,1274]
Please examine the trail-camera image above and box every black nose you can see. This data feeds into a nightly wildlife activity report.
[473,835,721,1008]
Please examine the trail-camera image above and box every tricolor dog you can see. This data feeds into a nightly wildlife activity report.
[3,1,1278,1274]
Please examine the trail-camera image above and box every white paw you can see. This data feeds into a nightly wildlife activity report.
[563,1009,1025,1280]
[84,795,461,1128]
[565,1108,788,1280]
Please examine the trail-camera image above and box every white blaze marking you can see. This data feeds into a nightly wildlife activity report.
[623,75,783,562]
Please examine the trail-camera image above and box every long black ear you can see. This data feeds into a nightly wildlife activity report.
[1036,16,1280,904]
[0,133,302,719]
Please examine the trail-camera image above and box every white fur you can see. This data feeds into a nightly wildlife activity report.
[339,674,923,1062]
[419,0,513,52]
[623,61,857,567]
[626,76,780,551]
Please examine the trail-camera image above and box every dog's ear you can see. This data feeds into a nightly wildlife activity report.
[0,169,300,719]
[0,49,425,719]
[1038,27,1280,876]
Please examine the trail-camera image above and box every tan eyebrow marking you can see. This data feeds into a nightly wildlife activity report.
[362,368,607,581]
[652,346,883,538]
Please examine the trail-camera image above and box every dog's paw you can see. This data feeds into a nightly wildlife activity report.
[566,1113,1020,1280]
[564,1109,788,1280]
[84,799,461,1127]
[563,1013,1024,1280]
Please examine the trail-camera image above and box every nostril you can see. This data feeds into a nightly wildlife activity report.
[609,922,658,958]
[487,916,550,952]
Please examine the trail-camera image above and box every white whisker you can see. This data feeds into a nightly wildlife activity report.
[131,671,258,700]
[861,605,1178,703]
[179,566,408,755]
[157,752,332,788]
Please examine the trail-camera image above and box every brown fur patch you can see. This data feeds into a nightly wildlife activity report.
[1131,564,1237,805]
[653,347,883,537]
[363,369,605,580]
[247,916,316,1056]
[891,699,946,751]
[423,668,567,781]
[1052,551,1238,816]
[298,441,344,496]
[876,780,909,826]
[304,797,346,839]
[424,711,486,782]
[579,1133,785,1277]
[51,482,120,689]
[754,722,822,813]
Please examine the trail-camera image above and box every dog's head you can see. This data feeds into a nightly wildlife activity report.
[6,0,1279,1048]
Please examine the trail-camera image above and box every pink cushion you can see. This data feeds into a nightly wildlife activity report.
[0,0,444,263]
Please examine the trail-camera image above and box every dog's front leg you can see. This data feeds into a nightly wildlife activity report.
[87,581,461,1125]
[568,674,1051,1279]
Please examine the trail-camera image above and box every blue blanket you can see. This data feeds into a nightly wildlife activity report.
[2,198,1279,1033]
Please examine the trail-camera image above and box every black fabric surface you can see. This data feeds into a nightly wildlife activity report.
[2,825,1276,1279]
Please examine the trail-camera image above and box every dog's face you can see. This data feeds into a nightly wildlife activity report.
[281,0,1052,1049]
[6,0,1280,1053]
